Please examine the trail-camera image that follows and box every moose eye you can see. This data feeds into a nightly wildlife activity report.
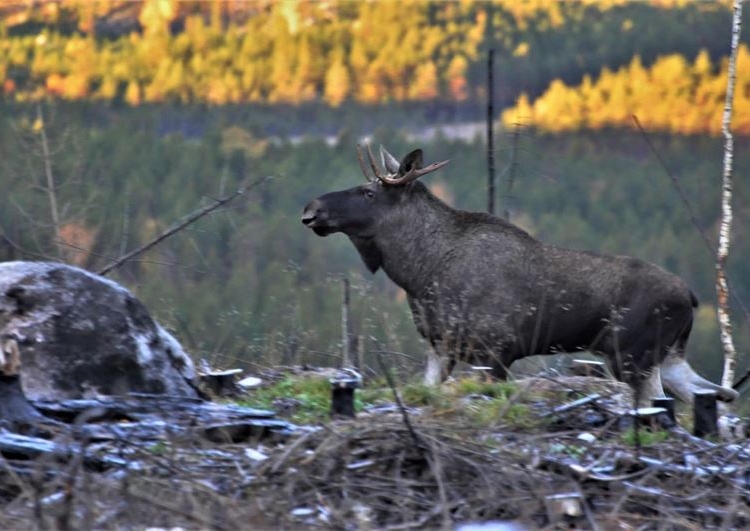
[363,189,375,199]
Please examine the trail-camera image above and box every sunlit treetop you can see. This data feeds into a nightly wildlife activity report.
[0,0,739,136]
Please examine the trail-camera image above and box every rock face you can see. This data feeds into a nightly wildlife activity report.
[0,261,198,401]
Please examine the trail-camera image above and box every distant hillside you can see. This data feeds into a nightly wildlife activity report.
[503,47,750,135]
[0,0,743,134]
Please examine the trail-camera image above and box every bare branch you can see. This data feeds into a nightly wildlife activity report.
[632,115,750,336]
[97,175,271,276]
[375,352,425,452]
[119,184,131,257]
[632,115,715,254]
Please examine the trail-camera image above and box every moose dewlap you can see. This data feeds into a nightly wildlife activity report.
[302,145,737,405]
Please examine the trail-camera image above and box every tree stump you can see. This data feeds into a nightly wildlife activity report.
[330,378,359,418]
[0,375,45,430]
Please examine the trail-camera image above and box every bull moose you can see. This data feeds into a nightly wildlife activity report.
[302,145,737,405]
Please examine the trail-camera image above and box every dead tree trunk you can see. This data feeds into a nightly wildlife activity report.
[486,48,496,216]
[36,105,63,260]
[717,0,743,391]
[341,278,351,367]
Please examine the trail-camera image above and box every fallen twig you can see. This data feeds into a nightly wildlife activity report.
[375,352,425,451]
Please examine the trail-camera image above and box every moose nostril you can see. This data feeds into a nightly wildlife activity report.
[301,209,317,225]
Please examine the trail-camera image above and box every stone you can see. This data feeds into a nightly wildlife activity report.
[0,261,198,401]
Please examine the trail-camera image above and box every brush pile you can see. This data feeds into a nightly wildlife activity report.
[251,413,750,529]
[0,379,749,529]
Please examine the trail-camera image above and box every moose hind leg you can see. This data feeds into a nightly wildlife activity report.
[659,350,738,404]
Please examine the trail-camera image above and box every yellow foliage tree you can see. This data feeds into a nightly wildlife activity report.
[446,55,469,102]
[503,46,750,135]
[139,0,176,37]
[501,92,533,127]
[291,35,318,103]
[324,51,350,107]
[125,79,141,106]
[96,75,118,100]
[409,62,439,100]
[62,74,89,99]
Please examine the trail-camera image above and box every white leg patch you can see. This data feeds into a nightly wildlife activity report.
[638,365,666,407]
[423,348,443,386]
[660,351,739,404]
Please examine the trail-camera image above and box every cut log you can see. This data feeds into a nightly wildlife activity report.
[693,390,718,438]
[200,368,243,397]
[570,359,607,378]
[0,431,130,470]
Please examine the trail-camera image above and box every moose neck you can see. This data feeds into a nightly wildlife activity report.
[371,184,458,295]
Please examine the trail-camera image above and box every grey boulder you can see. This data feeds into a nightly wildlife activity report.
[0,261,198,401]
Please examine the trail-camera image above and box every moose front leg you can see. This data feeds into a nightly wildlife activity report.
[636,365,667,408]
[423,346,456,385]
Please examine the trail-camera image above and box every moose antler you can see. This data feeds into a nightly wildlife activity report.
[356,144,449,185]
[356,144,376,182]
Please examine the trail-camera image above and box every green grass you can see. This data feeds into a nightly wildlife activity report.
[464,399,532,427]
[620,427,670,447]
[453,378,517,400]
[399,382,453,409]
[357,380,453,409]
[236,373,537,428]
[147,441,168,455]
[236,375,339,424]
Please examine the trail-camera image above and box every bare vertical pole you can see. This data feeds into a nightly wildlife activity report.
[504,123,520,221]
[357,334,364,374]
[342,278,351,367]
[37,105,62,259]
[717,0,743,391]
[486,48,495,215]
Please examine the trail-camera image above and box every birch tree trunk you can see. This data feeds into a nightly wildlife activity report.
[717,0,743,390]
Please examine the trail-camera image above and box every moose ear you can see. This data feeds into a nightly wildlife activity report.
[399,149,424,176]
[380,146,401,174]
[350,237,383,273]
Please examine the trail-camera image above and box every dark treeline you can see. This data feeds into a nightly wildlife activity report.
[0,102,747,388]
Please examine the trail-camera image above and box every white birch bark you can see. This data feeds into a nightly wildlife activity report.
[717,0,743,390]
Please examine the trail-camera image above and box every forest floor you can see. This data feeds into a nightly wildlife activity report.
[0,371,748,530]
